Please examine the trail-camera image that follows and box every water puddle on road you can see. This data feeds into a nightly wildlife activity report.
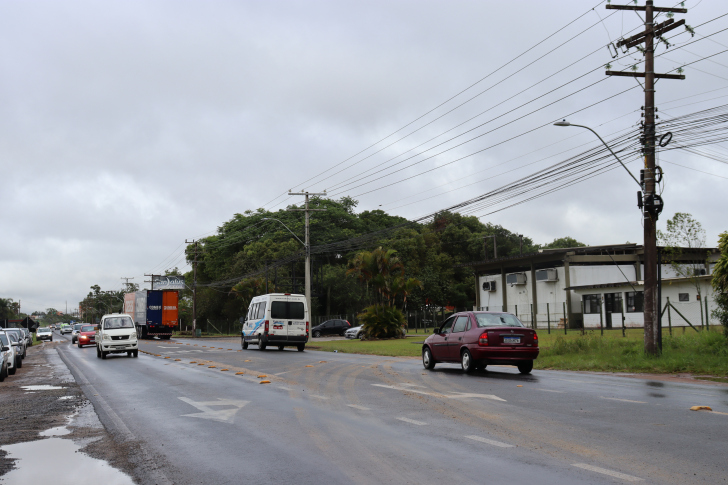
[20,385,66,391]
[1,437,134,485]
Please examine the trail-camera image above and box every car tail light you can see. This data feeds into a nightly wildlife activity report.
[264,320,269,333]
[306,322,309,334]
[533,332,538,345]
[478,332,489,346]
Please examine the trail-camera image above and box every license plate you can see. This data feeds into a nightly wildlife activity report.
[503,337,521,344]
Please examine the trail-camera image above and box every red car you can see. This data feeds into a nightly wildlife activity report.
[77,324,99,348]
[422,312,538,374]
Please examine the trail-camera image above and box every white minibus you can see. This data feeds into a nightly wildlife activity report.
[241,293,308,351]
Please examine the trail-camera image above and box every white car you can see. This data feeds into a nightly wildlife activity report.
[36,327,53,341]
[345,325,365,340]
[96,314,138,359]
[0,331,20,375]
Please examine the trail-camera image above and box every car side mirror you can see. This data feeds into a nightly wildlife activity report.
[1,346,8,352]
[12,342,19,347]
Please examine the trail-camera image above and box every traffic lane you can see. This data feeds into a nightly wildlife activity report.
[145,339,728,483]
[58,342,589,485]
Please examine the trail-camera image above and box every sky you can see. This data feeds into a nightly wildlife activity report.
[1,0,727,314]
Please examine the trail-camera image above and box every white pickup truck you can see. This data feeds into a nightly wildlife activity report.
[96,314,139,359]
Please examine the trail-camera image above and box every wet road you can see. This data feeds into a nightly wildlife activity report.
[54,332,728,484]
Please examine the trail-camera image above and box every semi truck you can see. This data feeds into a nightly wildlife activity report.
[123,290,179,339]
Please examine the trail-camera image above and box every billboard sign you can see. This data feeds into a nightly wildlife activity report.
[152,275,186,290]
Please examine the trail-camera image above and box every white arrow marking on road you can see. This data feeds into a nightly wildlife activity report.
[372,384,505,402]
[178,397,249,423]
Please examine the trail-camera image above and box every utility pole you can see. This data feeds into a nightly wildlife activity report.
[144,274,159,290]
[606,1,686,355]
[483,235,497,260]
[287,191,327,322]
[121,276,134,292]
[185,240,199,337]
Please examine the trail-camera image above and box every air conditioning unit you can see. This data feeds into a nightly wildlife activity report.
[482,281,496,292]
[506,273,527,286]
[536,268,559,282]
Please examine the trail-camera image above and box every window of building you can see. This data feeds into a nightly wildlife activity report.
[678,293,689,302]
[625,291,644,313]
[582,294,601,314]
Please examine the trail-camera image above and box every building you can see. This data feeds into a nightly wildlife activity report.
[463,244,719,330]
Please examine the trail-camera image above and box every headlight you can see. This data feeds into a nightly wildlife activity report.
[103,334,111,341]
[129,333,137,341]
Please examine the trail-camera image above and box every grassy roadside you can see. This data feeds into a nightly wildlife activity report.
[307,329,728,376]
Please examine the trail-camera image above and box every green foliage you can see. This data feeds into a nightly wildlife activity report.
[540,236,586,249]
[0,298,18,320]
[712,231,728,336]
[357,304,406,339]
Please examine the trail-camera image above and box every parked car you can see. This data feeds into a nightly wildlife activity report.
[60,324,72,335]
[96,314,138,359]
[0,331,20,375]
[77,324,98,348]
[344,325,365,340]
[71,323,85,343]
[18,328,32,347]
[36,327,53,341]
[422,311,538,374]
[311,319,351,338]
[4,329,26,360]
[0,337,9,381]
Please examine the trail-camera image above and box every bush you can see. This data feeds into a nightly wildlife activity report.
[358,304,406,339]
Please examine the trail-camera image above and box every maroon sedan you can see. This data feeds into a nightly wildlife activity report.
[422,312,538,374]
[77,324,98,348]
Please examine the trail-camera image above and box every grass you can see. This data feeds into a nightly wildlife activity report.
[307,328,728,377]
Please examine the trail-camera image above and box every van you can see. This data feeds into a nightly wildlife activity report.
[96,314,139,359]
[241,293,308,351]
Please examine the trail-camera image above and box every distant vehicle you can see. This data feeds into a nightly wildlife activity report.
[36,327,53,341]
[123,290,179,340]
[344,325,365,340]
[19,328,32,347]
[77,324,98,348]
[60,324,72,335]
[311,319,351,338]
[0,332,20,375]
[96,314,138,359]
[0,336,9,381]
[241,293,308,352]
[422,311,539,375]
[71,323,84,343]
[4,329,26,360]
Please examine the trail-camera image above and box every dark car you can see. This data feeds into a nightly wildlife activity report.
[311,319,351,338]
[422,311,538,374]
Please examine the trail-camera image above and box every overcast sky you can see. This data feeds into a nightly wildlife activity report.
[2,0,726,314]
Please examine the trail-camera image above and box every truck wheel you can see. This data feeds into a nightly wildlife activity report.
[133,350,138,357]
[127,351,133,357]
[278,345,284,351]
[96,346,101,358]
[101,350,107,360]
[297,345,305,352]
[241,337,248,350]
[259,342,267,351]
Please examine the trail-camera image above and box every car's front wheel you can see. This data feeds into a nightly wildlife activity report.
[77,342,82,348]
[461,349,475,374]
[297,344,305,352]
[132,350,138,358]
[517,361,533,374]
[241,338,248,350]
[422,347,435,370]
[101,350,107,360]
[313,331,321,338]
[8,365,16,375]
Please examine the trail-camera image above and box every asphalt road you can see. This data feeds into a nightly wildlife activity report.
[54,331,728,485]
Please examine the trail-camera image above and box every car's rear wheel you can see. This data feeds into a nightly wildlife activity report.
[517,361,533,374]
[277,345,285,351]
[461,349,475,374]
[16,357,22,369]
[313,331,321,338]
[0,364,6,381]
[259,341,267,351]
[8,365,16,375]
[422,347,435,370]
[297,344,305,352]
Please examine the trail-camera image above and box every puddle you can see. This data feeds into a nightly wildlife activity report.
[21,385,65,391]
[1,438,134,485]
[646,381,665,388]
[39,425,72,437]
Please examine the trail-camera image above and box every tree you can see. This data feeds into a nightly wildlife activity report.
[0,298,15,320]
[711,231,728,336]
[658,213,709,307]
[541,237,586,249]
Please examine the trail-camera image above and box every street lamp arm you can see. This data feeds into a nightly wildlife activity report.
[554,121,641,187]
[261,218,305,247]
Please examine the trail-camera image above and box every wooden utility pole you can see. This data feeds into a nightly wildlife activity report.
[606,1,686,355]
[287,191,326,322]
[185,240,199,337]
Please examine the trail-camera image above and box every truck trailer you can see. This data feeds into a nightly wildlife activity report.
[123,290,179,339]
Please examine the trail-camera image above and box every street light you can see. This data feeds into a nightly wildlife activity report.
[553,120,641,187]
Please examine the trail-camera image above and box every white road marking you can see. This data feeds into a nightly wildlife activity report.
[396,417,427,426]
[398,383,426,388]
[572,463,643,482]
[178,397,249,423]
[600,396,647,404]
[309,394,329,400]
[274,371,290,376]
[347,404,371,411]
[277,386,293,391]
[372,384,505,402]
[538,389,565,393]
[465,435,514,448]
